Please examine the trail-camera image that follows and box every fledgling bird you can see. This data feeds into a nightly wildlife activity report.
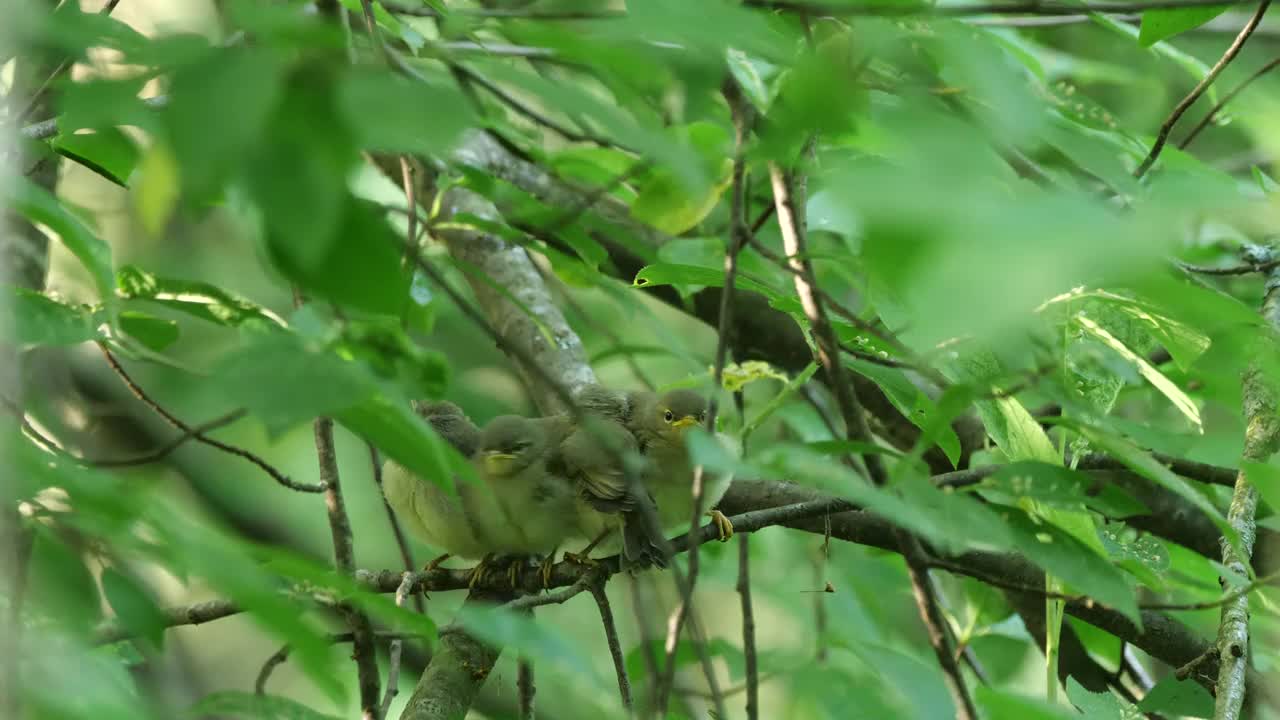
[381,403,577,587]
[558,412,663,571]
[626,388,736,542]
[563,386,737,566]
[382,401,490,563]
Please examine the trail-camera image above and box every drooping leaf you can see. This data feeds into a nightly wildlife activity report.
[845,357,962,467]
[10,288,99,347]
[51,127,139,187]
[116,310,180,351]
[1137,676,1215,718]
[335,67,474,155]
[1139,5,1231,46]
[100,568,167,650]
[1076,314,1201,431]
[116,265,284,327]
[9,176,114,298]
[187,691,342,720]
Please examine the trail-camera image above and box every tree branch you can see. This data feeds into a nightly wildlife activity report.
[1132,0,1271,179]
[768,161,978,719]
[314,417,381,719]
[1178,56,1280,151]
[97,343,323,492]
[1213,258,1280,719]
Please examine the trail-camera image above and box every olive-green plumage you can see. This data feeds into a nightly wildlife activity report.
[471,415,577,555]
[382,403,577,560]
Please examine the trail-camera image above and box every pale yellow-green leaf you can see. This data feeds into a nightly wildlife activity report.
[718,360,790,392]
[630,159,733,235]
[1076,314,1202,432]
[133,142,180,237]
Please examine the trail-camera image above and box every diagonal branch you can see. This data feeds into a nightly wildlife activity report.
[768,162,978,720]
[1133,0,1271,179]
[97,343,323,492]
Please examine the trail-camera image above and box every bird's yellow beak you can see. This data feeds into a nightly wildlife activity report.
[671,417,698,432]
[483,452,517,476]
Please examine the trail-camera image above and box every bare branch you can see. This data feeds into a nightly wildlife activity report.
[97,343,323,492]
[1179,56,1280,150]
[1133,1,1271,179]
[590,583,633,712]
[738,534,760,720]
[380,573,416,719]
[313,417,381,719]
[769,160,977,718]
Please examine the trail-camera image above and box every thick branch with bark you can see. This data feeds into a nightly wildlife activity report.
[1214,262,1280,719]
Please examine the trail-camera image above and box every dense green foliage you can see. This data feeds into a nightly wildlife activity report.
[5,1,1280,719]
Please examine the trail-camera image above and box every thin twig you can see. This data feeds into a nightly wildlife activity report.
[518,660,535,720]
[750,0,1267,16]
[738,534,760,720]
[314,416,381,720]
[381,1,624,19]
[1179,56,1280,150]
[89,409,248,467]
[16,0,124,123]
[769,161,978,719]
[1133,0,1272,179]
[380,572,415,719]
[591,583,633,712]
[450,64,622,149]
[96,343,323,492]
[1178,256,1280,275]
[369,443,424,614]
[657,81,751,720]
[255,643,292,695]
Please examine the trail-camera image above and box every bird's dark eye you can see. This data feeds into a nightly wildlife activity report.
[663,410,674,422]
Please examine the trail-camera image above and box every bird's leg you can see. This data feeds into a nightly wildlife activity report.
[707,509,734,542]
[538,547,559,589]
[423,553,452,572]
[468,553,496,589]
[564,530,611,565]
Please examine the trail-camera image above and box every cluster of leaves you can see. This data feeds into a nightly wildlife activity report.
[6,0,1280,719]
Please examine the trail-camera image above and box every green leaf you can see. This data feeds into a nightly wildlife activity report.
[213,329,375,437]
[1076,314,1201,430]
[116,265,284,327]
[1065,676,1127,719]
[51,128,139,187]
[335,67,474,155]
[804,440,904,458]
[117,310,180,351]
[1137,677,1214,717]
[633,263,780,300]
[980,462,1148,519]
[187,691,342,720]
[100,568,167,650]
[1071,423,1231,538]
[164,45,284,201]
[1139,5,1230,46]
[631,162,731,235]
[975,686,1079,719]
[337,394,476,493]
[132,142,181,236]
[726,47,777,111]
[845,357,962,467]
[10,288,99,347]
[1253,166,1280,194]
[1005,510,1140,623]
[9,176,114,298]
[265,197,410,315]
[1090,13,1219,105]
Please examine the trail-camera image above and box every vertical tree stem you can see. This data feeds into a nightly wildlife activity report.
[314,417,381,719]
[1213,260,1280,719]
[768,162,978,720]
[738,534,760,720]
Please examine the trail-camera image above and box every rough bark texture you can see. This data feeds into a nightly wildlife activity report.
[1213,268,1280,719]
[450,129,986,473]
[400,588,514,720]
[432,183,596,412]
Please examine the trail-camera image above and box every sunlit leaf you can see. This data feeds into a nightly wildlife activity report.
[10,288,99,347]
